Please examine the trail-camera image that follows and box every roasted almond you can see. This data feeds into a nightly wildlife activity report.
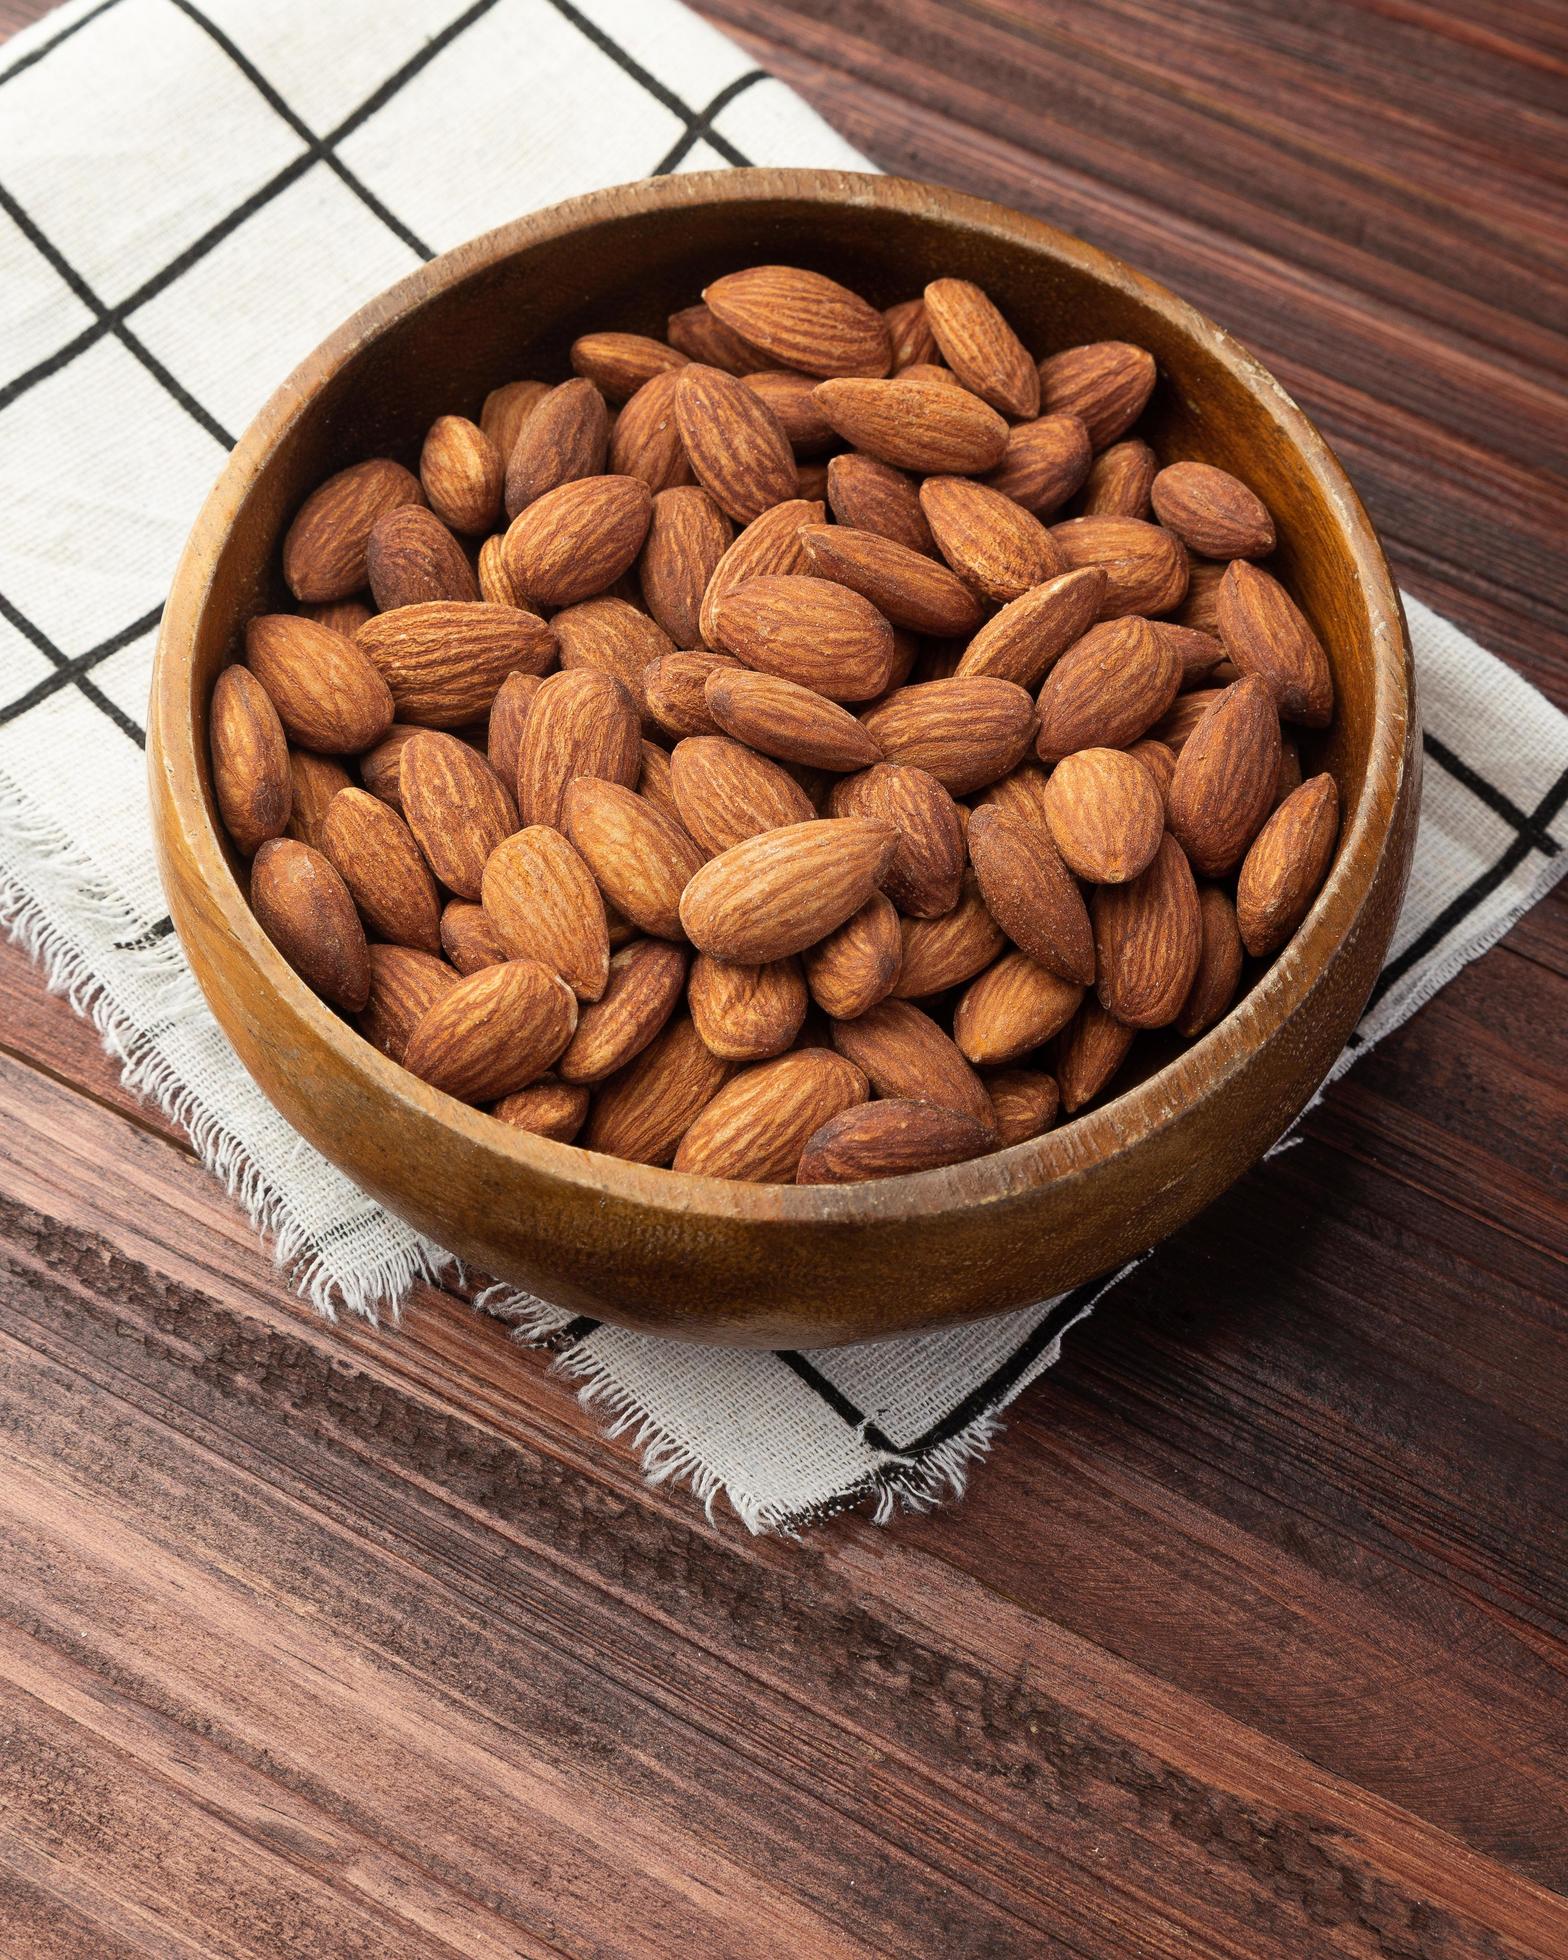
[1055,998,1135,1113]
[482,826,610,1001]
[487,670,543,790]
[1177,557,1229,634]
[608,365,693,493]
[697,497,824,646]
[557,938,688,1083]
[669,734,814,854]
[1176,886,1246,1037]
[679,817,897,963]
[955,567,1105,688]
[799,523,981,637]
[1036,342,1156,448]
[282,458,424,603]
[1151,461,1275,559]
[1167,674,1282,875]
[967,804,1094,985]
[1151,685,1228,754]
[1127,736,1177,810]
[974,758,1055,838]
[502,474,653,608]
[561,777,703,940]
[922,277,1039,419]
[674,363,798,522]
[704,666,882,774]
[320,786,442,955]
[250,838,370,1011]
[516,667,642,828]
[570,331,687,402]
[492,1078,591,1142]
[668,301,772,373]
[1274,735,1303,809]
[210,665,291,856]
[637,485,732,646]
[674,1047,868,1182]
[285,749,352,852]
[554,595,671,724]
[399,731,517,901]
[1216,561,1334,727]
[366,503,478,610]
[358,944,458,1063]
[1050,515,1188,617]
[1236,773,1339,956]
[981,413,1093,515]
[920,476,1064,604]
[359,722,425,813]
[245,615,393,755]
[834,760,965,917]
[704,265,892,379]
[710,573,896,702]
[825,451,935,556]
[477,533,526,608]
[884,297,937,370]
[830,999,995,1134]
[813,375,1010,475]
[687,953,808,1063]
[356,600,555,728]
[893,874,1007,997]
[1092,832,1201,1028]
[797,1098,994,1184]
[403,959,577,1104]
[859,677,1037,794]
[579,1011,733,1165]
[954,953,1084,1066]
[1042,747,1164,885]
[1155,621,1228,686]
[741,370,838,452]
[986,1069,1060,1146]
[480,378,549,462]
[440,899,508,974]
[302,598,374,636]
[802,893,903,1020]
[1078,438,1156,520]
[1035,616,1181,761]
[643,651,744,741]
[503,375,608,517]
[419,414,503,535]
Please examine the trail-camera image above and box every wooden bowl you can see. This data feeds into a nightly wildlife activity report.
[150,169,1418,1348]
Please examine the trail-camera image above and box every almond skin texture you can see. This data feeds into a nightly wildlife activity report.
[580,1011,733,1165]
[481,826,610,1003]
[1050,515,1189,618]
[481,378,549,461]
[797,1098,994,1185]
[679,817,897,964]
[245,615,394,755]
[1055,999,1136,1113]
[357,944,458,1064]
[825,452,935,556]
[1042,747,1164,885]
[1035,617,1182,761]
[860,678,1037,795]
[502,474,653,608]
[359,722,425,813]
[704,265,892,380]
[356,601,555,728]
[487,670,542,790]
[638,740,681,824]
[1176,886,1246,1037]
[814,376,1010,475]
[803,893,903,1020]
[1236,773,1340,957]
[477,534,525,608]
[554,596,671,724]
[704,667,883,774]
[670,735,814,855]
[831,999,996,1135]
[986,1069,1060,1146]
[1092,832,1202,1028]
[302,598,374,637]
[673,363,798,523]
[673,1048,868,1183]
[698,497,824,646]
[516,668,642,829]
[1217,561,1335,727]
[954,953,1084,1066]
[922,278,1039,419]
[638,486,732,646]
[503,375,608,517]
[440,899,508,975]
[835,761,965,918]
[975,759,1056,840]
[403,959,577,1105]
[285,749,352,852]
[399,732,518,902]
[739,372,848,458]
[1076,439,1154,521]
[982,414,1093,515]
[492,1079,591,1142]
[710,574,895,702]
[557,938,687,1084]
[955,568,1106,690]
[643,651,744,741]
[968,804,1095,986]
[608,365,694,493]
[250,838,370,1012]
[884,298,936,370]
[667,302,771,373]
[1167,673,1282,875]
[687,954,808,1063]
[1127,737,1177,810]
[569,331,687,402]
[561,778,704,940]
[366,503,478,612]
[1155,621,1228,686]
[1036,343,1156,448]
[1151,461,1275,559]
[320,787,442,955]
[920,476,1064,604]
[419,415,502,535]
[282,458,424,602]
[893,875,1007,998]
[211,665,290,856]
[800,523,982,637]
[1178,558,1229,634]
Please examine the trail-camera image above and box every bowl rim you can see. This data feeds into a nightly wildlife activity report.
[152,166,1413,1228]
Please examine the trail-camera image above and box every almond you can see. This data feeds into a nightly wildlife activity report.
[986,1069,1060,1146]
[644,651,744,741]
[285,749,352,852]
[561,777,703,939]
[981,414,1093,515]
[704,265,892,379]
[638,486,732,646]
[1178,558,1229,634]
[608,364,694,492]
[679,817,897,963]
[900,362,957,386]
[674,363,798,522]
[742,370,838,452]
[210,665,291,856]
[359,723,424,813]
[1167,674,1282,874]
[673,1047,868,1182]
[557,937,687,1083]
[1151,461,1275,559]
[250,838,370,1011]
[477,533,526,608]
[1036,342,1156,448]
[1042,747,1164,885]
[419,414,503,535]
[356,601,554,728]
[955,567,1105,688]
[813,375,1009,474]
[954,953,1084,1066]
[367,503,478,610]
[922,277,1039,418]
[481,378,549,462]
[893,874,1007,997]
[1050,515,1188,617]
[1274,735,1303,810]
[1216,561,1334,727]
[1092,832,1202,1028]
[487,670,543,789]
[860,677,1037,794]
[697,497,824,645]
[830,999,995,1133]
[245,615,393,755]
[282,458,424,603]
[1236,773,1339,956]
[503,474,653,608]
[920,476,1063,604]
[800,523,982,636]
[710,574,896,702]
[358,944,458,1063]
[884,297,936,370]
[668,302,772,373]
[1151,686,1228,754]
[580,1011,733,1165]
[481,826,610,1001]
[825,451,935,556]
[440,899,508,974]
[554,595,671,723]
[320,786,441,954]
[492,1079,591,1142]
[1055,999,1136,1113]
[687,953,808,1062]
[1154,620,1228,685]
[637,739,681,824]
[503,375,608,517]
[516,667,642,828]
[802,893,902,1019]
[797,1099,993,1184]
[570,331,687,402]
[1175,886,1246,1037]
[669,734,814,854]
[1079,439,1156,520]
[834,760,965,917]
[1035,617,1181,761]
[400,731,517,901]
[704,667,882,774]
[302,598,374,636]
[967,803,1095,985]
[974,759,1055,838]
[1126,736,1177,810]
[403,958,577,1104]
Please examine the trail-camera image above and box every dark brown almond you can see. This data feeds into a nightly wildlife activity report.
[800,523,982,636]
[986,1069,1060,1146]
[697,497,824,646]
[481,826,610,1002]
[440,899,508,975]
[244,615,393,754]
[1050,515,1189,617]
[797,1098,993,1184]
[813,376,1010,474]
[954,953,1084,1066]
[399,732,517,902]
[554,595,671,725]
[1078,439,1156,519]
[741,370,838,453]
[557,938,688,1084]
[301,598,374,636]
[710,574,895,702]
[1216,561,1335,727]
[860,677,1037,795]
[285,749,352,852]
[487,671,543,790]
[1167,674,1282,875]
[679,818,897,963]
[366,503,478,611]
[922,277,1039,419]
[967,804,1095,986]
[955,568,1105,689]
[580,1011,733,1165]
[830,999,995,1134]
[282,458,424,603]
[608,365,694,493]
[562,778,703,940]
[1042,747,1164,885]
[884,298,937,371]
[643,651,744,741]
[669,734,814,855]
[825,451,935,555]
[1151,461,1275,559]
[1177,557,1230,634]
[667,302,773,374]
[1176,886,1246,1037]
[356,600,555,728]
[674,1048,868,1183]
[1036,342,1156,448]
[1155,621,1228,685]
[638,486,732,647]
[320,787,441,955]
[516,667,641,829]
[1274,735,1303,809]
[920,476,1064,604]
[1035,616,1181,760]
[569,331,687,402]
[705,265,892,379]
[893,875,1007,998]
[1151,686,1229,754]
[1236,773,1340,957]
[358,944,458,1064]
[503,376,608,518]
[249,838,369,1011]
[211,665,290,856]
[419,415,503,535]
[1054,999,1136,1113]
[802,893,903,1020]
[674,363,798,523]
[981,414,1093,515]
[491,1079,591,1142]
[687,954,808,1063]
[480,379,550,463]
[403,959,577,1105]
[502,474,653,608]
[1092,832,1202,1028]
[704,667,883,774]
[836,760,966,918]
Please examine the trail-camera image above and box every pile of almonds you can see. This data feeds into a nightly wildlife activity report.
[211,264,1340,1186]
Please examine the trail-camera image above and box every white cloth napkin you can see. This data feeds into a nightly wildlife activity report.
[3,0,1565,1532]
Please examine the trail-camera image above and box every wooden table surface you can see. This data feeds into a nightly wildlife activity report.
[3,1,1566,1954]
